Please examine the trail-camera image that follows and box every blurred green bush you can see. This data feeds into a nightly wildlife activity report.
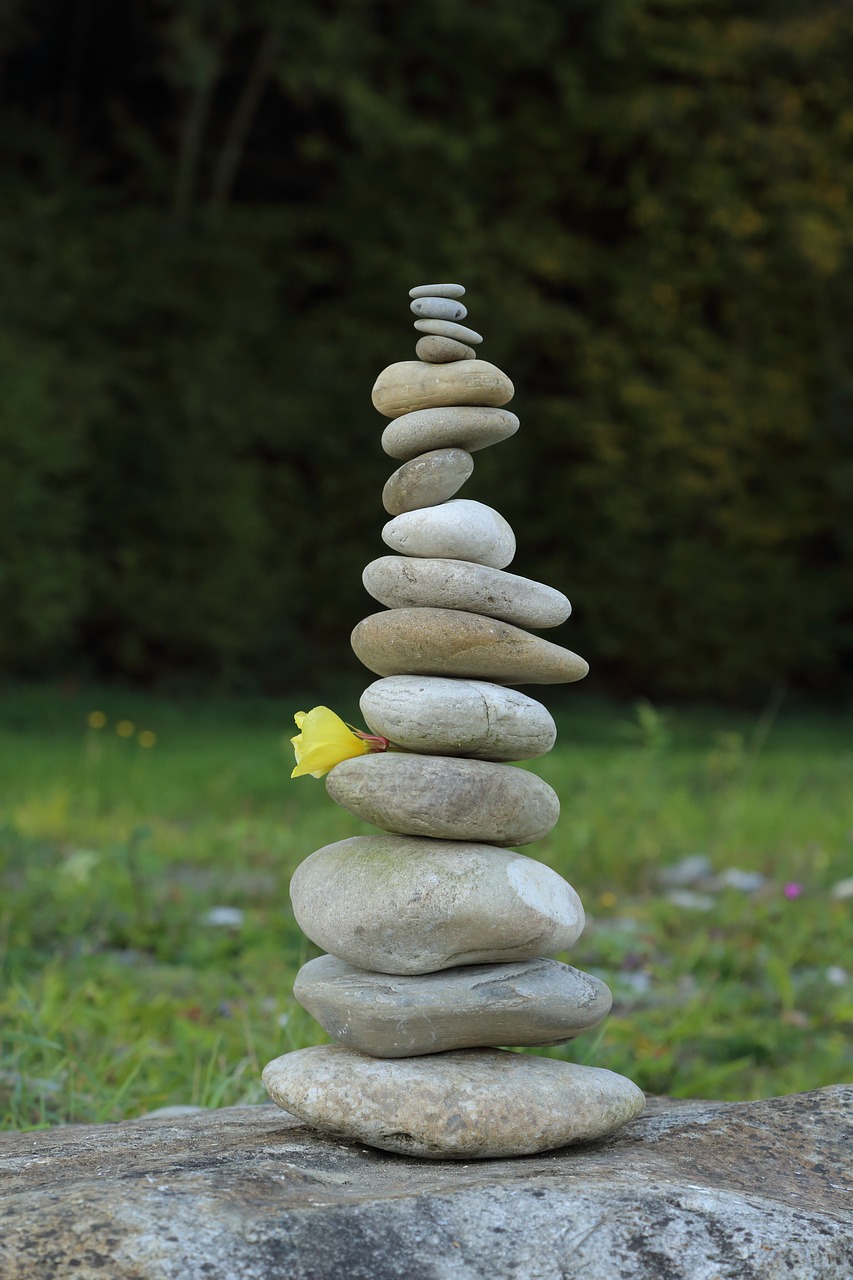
[0,0,850,697]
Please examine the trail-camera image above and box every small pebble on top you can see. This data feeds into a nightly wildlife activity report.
[409,283,466,299]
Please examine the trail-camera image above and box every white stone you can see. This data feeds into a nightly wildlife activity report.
[362,556,571,627]
[382,500,516,570]
[263,1046,645,1158]
[359,675,556,760]
[409,283,465,298]
[383,406,519,459]
[325,753,559,846]
[289,835,585,975]
[414,318,483,344]
[410,297,468,321]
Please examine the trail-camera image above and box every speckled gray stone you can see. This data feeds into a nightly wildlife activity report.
[290,835,585,975]
[382,500,516,569]
[325,753,559,846]
[263,1047,644,1158]
[382,449,474,515]
[4,1089,851,1278]
[410,297,468,321]
[293,955,613,1057]
[360,675,556,760]
[383,406,519,459]
[414,317,483,345]
[409,282,465,298]
[352,608,589,684]
[363,555,571,627]
[372,360,512,418]
[415,335,476,362]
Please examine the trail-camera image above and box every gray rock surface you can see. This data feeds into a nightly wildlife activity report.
[363,555,571,627]
[415,335,476,362]
[263,1047,644,1158]
[2,1087,850,1278]
[382,500,516,569]
[293,954,612,1056]
[351,607,589,684]
[359,675,557,760]
[382,449,474,515]
[414,317,483,345]
[383,405,519,459]
[410,297,468,321]
[409,281,465,298]
[325,752,560,845]
[372,360,511,418]
[290,835,584,974]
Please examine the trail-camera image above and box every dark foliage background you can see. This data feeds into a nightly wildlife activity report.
[1,0,851,699]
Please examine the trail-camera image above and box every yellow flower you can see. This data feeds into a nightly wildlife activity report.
[116,720,135,738]
[138,730,157,748]
[87,711,107,730]
[291,706,387,779]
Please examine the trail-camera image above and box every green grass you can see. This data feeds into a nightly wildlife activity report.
[1,683,851,1130]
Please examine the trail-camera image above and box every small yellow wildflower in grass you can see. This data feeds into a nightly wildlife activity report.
[116,720,135,738]
[138,730,157,748]
[291,706,388,779]
[599,891,618,910]
[87,711,107,729]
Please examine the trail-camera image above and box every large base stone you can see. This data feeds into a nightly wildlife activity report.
[1,1088,850,1278]
[263,1045,645,1158]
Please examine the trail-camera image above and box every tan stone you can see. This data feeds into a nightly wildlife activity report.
[263,1046,645,1158]
[360,675,557,760]
[289,835,584,974]
[415,335,476,363]
[293,955,613,1057]
[382,406,519,460]
[372,360,513,419]
[362,555,571,627]
[382,449,474,515]
[325,753,559,845]
[351,607,588,684]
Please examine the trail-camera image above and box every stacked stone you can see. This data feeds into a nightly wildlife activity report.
[263,284,644,1159]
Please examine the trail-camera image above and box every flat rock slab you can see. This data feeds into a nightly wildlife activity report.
[2,1087,850,1278]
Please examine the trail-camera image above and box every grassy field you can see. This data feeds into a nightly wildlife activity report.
[1,682,851,1130]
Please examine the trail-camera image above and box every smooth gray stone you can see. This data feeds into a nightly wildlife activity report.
[372,359,512,418]
[293,955,613,1056]
[414,317,483,344]
[410,297,468,321]
[382,449,474,515]
[382,499,515,569]
[4,1090,851,1278]
[352,608,589,684]
[383,405,519,459]
[290,835,585,975]
[363,555,571,627]
[415,335,476,362]
[360,675,557,760]
[325,753,559,846]
[264,1047,644,1158]
[409,282,465,298]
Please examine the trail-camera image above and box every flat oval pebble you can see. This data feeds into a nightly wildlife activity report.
[382,449,474,515]
[372,360,512,419]
[410,297,468,321]
[383,406,519,460]
[293,956,613,1057]
[263,1046,645,1158]
[352,608,589,685]
[360,675,557,760]
[290,835,584,975]
[415,335,476,363]
[414,318,483,345]
[326,753,559,846]
[363,556,571,628]
[409,283,465,299]
[382,500,516,570]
